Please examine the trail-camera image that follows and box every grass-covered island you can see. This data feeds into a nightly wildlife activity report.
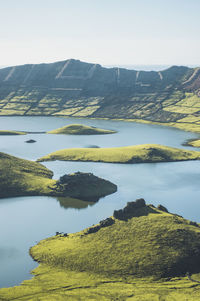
[0,152,117,200]
[47,124,117,135]
[0,130,26,135]
[1,199,200,300]
[38,143,200,163]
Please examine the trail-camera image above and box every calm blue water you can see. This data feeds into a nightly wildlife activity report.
[0,116,200,288]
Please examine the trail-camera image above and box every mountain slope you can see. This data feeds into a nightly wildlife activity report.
[0,59,200,132]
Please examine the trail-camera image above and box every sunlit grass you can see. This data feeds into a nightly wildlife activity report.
[38,144,200,163]
[1,205,200,300]
[47,124,116,135]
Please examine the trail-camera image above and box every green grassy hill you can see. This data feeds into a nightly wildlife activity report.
[31,199,200,278]
[1,199,200,300]
[38,143,200,163]
[47,124,116,135]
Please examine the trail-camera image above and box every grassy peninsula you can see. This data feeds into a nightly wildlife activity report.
[38,143,200,163]
[47,124,116,135]
[184,138,200,148]
[0,130,26,135]
[1,199,200,300]
[0,153,116,200]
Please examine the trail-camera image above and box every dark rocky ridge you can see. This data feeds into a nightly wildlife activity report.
[53,172,117,201]
[0,59,200,129]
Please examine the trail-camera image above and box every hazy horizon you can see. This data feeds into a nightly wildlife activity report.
[0,0,200,67]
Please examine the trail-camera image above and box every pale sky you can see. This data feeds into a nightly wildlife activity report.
[0,0,200,67]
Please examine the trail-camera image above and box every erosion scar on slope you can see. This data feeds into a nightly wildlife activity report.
[4,67,16,81]
[56,60,71,79]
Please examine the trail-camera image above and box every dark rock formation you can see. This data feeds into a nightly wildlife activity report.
[25,139,36,143]
[189,221,199,227]
[86,217,115,234]
[55,172,117,201]
[113,198,146,220]
[157,204,168,213]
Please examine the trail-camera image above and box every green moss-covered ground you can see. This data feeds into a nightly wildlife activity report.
[1,201,200,300]
[38,143,200,163]
[47,124,116,135]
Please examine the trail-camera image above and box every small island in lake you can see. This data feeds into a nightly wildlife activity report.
[25,139,36,143]
[38,143,200,163]
[47,124,117,135]
[0,152,117,201]
[1,198,200,300]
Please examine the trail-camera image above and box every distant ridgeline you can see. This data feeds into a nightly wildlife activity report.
[0,59,200,132]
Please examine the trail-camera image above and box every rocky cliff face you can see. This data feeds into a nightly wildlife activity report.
[0,59,200,131]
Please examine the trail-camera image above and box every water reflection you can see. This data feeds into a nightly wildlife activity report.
[0,247,22,261]
[56,196,96,209]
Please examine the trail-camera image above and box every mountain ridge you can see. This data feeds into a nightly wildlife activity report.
[0,59,200,133]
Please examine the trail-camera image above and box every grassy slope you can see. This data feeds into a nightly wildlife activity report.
[1,205,200,300]
[38,144,200,163]
[31,206,200,278]
[0,130,26,135]
[0,152,55,198]
[47,124,116,135]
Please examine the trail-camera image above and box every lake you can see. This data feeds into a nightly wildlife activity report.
[0,116,200,288]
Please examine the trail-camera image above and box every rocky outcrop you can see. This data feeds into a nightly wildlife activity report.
[86,217,115,234]
[113,198,146,220]
[54,172,117,201]
[157,204,168,212]
[25,139,36,143]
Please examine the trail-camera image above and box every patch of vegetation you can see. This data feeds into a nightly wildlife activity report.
[47,124,116,135]
[1,199,200,300]
[38,143,200,163]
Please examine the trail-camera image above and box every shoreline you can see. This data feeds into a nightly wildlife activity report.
[1,114,200,134]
